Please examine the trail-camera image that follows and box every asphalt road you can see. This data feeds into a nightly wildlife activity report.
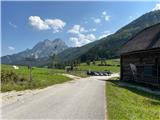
[2,74,118,120]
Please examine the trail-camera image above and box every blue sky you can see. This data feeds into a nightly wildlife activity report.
[1,1,160,56]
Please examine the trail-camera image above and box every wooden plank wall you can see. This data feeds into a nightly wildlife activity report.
[121,49,160,86]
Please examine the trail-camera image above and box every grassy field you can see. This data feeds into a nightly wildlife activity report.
[106,78,160,120]
[1,59,120,92]
[1,64,72,92]
[79,59,120,73]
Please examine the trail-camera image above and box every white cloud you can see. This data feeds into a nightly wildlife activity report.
[92,11,110,24]
[93,18,101,23]
[129,16,135,21]
[105,16,110,21]
[85,34,96,41]
[29,16,49,30]
[9,22,17,28]
[69,33,96,47]
[101,11,110,21]
[80,27,88,33]
[89,28,96,32]
[45,19,66,33]
[68,25,97,47]
[152,3,160,11]
[102,11,106,16]
[8,46,15,51]
[69,37,80,47]
[29,16,66,33]
[68,25,88,34]
[99,31,112,39]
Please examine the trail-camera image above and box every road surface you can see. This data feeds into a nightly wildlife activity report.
[1,74,118,120]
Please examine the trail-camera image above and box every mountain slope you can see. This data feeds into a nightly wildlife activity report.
[2,39,68,65]
[57,40,100,62]
[58,10,160,62]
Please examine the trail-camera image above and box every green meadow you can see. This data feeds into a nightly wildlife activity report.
[106,78,160,120]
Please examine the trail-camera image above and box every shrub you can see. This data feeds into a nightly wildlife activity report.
[1,70,28,84]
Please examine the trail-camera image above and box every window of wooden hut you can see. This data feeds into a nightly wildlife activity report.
[155,57,158,65]
[153,57,158,76]
[143,66,153,77]
[139,57,143,64]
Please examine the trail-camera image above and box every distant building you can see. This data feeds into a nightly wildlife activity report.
[120,23,160,86]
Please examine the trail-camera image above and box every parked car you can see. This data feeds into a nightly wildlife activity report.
[87,71,112,76]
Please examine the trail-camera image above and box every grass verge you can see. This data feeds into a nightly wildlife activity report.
[67,70,88,78]
[106,78,160,120]
[1,65,72,92]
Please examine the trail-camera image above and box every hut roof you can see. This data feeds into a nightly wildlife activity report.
[121,47,160,56]
[120,23,160,54]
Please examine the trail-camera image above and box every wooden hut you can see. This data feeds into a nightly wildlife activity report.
[120,23,160,86]
[121,48,160,86]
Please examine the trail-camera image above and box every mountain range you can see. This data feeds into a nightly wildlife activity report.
[2,10,160,66]
[1,39,68,66]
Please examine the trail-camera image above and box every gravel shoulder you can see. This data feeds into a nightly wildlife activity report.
[1,74,80,107]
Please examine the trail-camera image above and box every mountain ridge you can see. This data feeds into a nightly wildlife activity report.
[1,39,68,65]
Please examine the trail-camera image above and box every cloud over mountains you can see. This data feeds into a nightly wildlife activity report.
[29,16,66,33]
[68,25,96,47]
[152,3,160,11]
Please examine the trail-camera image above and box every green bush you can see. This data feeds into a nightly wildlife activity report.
[1,70,28,84]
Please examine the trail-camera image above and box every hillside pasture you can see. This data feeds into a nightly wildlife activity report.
[79,59,120,73]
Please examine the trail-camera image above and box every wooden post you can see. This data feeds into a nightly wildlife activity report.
[25,57,35,84]
[28,64,32,83]
[29,66,32,82]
